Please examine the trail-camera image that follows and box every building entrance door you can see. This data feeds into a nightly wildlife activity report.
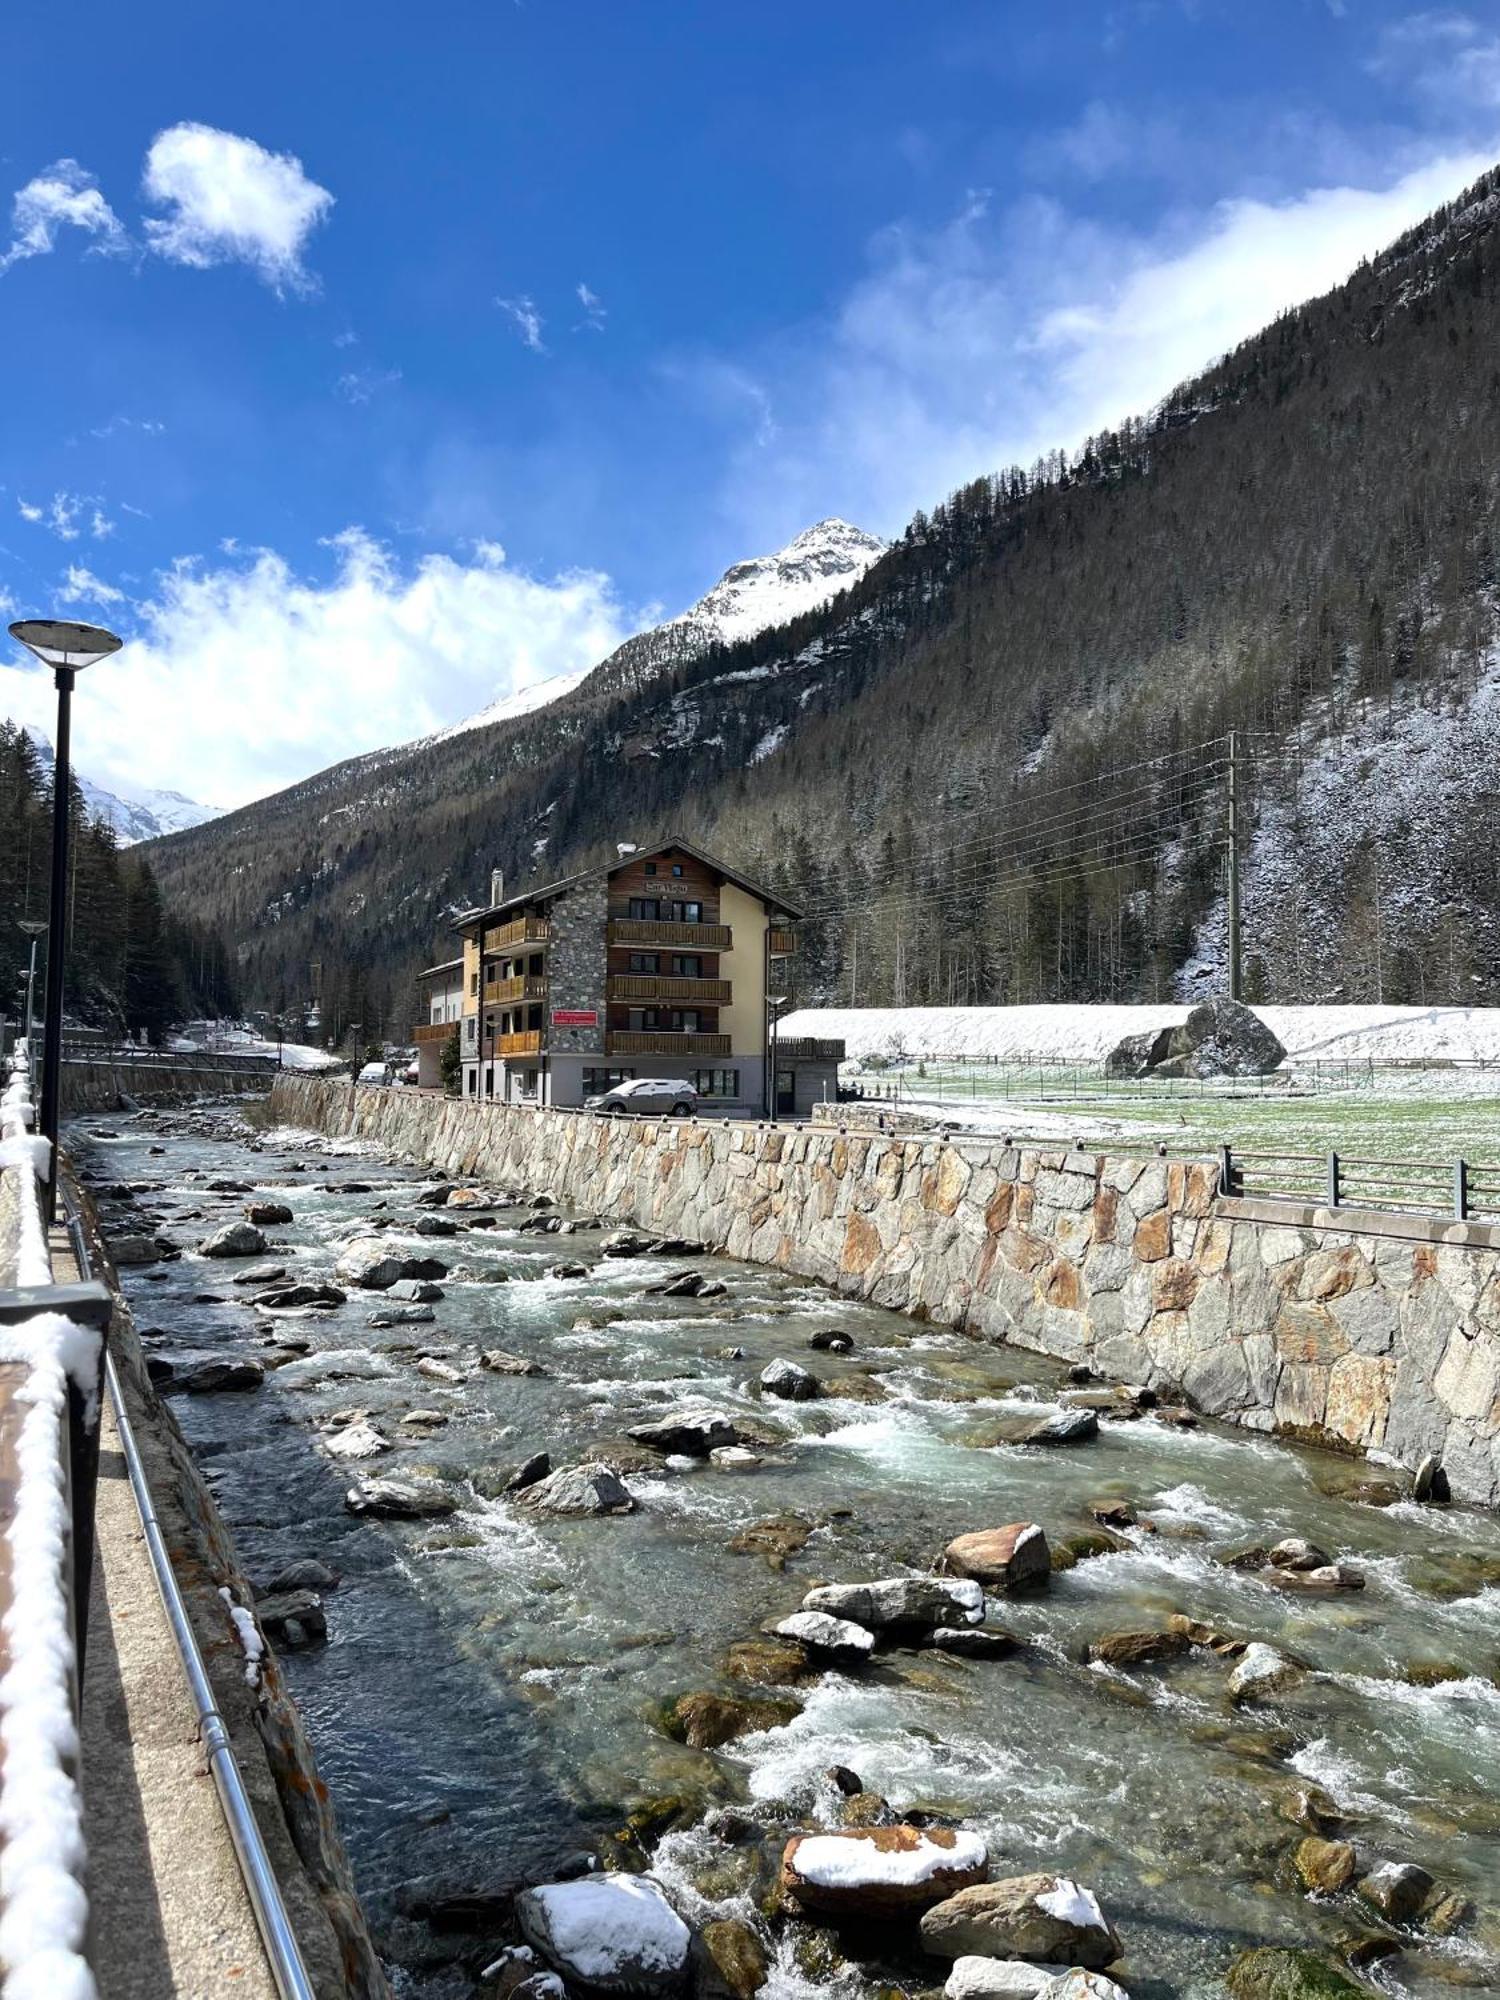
[775,1068,795,1116]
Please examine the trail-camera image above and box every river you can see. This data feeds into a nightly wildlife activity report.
[77,1102,1500,2000]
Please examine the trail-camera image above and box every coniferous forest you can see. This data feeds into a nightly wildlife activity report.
[140,168,1500,1033]
[0,721,240,1041]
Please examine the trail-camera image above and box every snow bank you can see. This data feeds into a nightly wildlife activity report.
[792,1830,988,1889]
[779,1003,1500,1065]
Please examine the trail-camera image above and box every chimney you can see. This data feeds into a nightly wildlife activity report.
[490,867,505,906]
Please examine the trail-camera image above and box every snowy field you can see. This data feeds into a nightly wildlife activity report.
[779,1002,1500,1065]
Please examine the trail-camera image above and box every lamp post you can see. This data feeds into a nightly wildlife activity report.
[17,918,47,1051]
[9,619,123,1222]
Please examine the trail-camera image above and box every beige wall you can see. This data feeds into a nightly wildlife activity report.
[718,881,767,1056]
[460,934,480,1018]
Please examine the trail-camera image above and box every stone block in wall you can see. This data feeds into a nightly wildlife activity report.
[1152,1259,1200,1313]
[1433,1325,1500,1424]
[1180,1341,1253,1414]
[1326,1354,1397,1449]
[922,1147,971,1215]
[1134,1208,1172,1261]
[1297,1245,1376,1302]
[1082,1238,1134,1295]
[1327,1286,1398,1356]
[1275,1360,1330,1429]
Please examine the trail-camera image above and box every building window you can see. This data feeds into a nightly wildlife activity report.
[629,897,659,920]
[671,955,702,977]
[671,863,683,877]
[583,1067,635,1094]
[644,862,657,876]
[628,952,660,973]
[469,972,479,995]
[693,1069,739,1098]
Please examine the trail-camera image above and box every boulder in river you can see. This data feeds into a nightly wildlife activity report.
[480,1348,548,1377]
[1227,1642,1306,1703]
[256,1590,327,1649]
[646,1270,729,1299]
[629,1410,743,1457]
[664,1690,802,1749]
[1014,1409,1099,1447]
[944,1525,1050,1594]
[515,1463,637,1516]
[411,1216,458,1237]
[232,1262,289,1287]
[174,1356,266,1393]
[1225,1946,1369,1998]
[517,1874,691,1996]
[444,1186,492,1209]
[1087,1628,1190,1668]
[255,1281,346,1311]
[760,1358,820,1401]
[771,1611,874,1662]
[107,1234,175,1266]
[345,1477,458,1519]
[809,1329,855,1353]
[1267,1538,1329,1572]
[245,1201,294,1226]
[929,1627,1018,1660]
[944,1960,1052,2000]
[505,1452,551,1493]
[1294,1836,1356,1895]
[1356,1860,1433,1923]
[781,1825,990,1920]
[801,1576,984,1632]
[389,1279,445,1302]
[261,1559,338,1595]
[335,1238,412,1289]
[322,1420,390,1460]
[920,1874,1121,1970]
[601,1229,655,1258]
[1042,1978,1130,2000]
[200,1221,269,1258]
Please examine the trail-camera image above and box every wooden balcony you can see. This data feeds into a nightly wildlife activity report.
[609,918,732,950]
[775,1037,845,1061]
[768,928,797,956]
[608,974,732,1004]
[607,1031,732,1058]
[413,1022,457,1045]
[493,1030,542,1058]
[484,916,551,953]
[483,974,548,1005]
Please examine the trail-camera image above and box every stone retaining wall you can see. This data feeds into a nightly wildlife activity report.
[270,1078,1500,1506]
[63,1059,274,1111]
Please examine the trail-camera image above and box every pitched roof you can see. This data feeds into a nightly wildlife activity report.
[454,834,800,929]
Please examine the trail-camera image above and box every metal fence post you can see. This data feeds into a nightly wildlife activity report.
[1455,1158,1470,1223]
[1219,1143,1238,1197]
[1327,1150,1341,1207]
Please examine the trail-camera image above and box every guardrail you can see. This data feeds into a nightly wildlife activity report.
[61,1041,281,1077]
[1221,1144,1500,1222]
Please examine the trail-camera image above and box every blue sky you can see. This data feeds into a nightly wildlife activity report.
[0,0,1497,807]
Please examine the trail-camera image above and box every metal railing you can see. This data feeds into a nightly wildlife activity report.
[1221,1144,1500,1223]
[61,1040,280,1077]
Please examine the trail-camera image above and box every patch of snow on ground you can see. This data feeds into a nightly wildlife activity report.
[218,1588,265,1688]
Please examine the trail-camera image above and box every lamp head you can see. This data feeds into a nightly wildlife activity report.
[9,618,123,671]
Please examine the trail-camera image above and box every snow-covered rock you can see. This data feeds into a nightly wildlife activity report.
[1226,1642,1305,1703]
[921,1874,1122,1970]
[944,1962,1052,2000]
[772,1611,875,1661]
[781,1825,989,1919]
[801,1576,984,1631]
[515,1463,637,1516]
[516,1874,692,1996]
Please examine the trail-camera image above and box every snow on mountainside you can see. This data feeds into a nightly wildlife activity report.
[433,517,885,744]
[23,727,222,845]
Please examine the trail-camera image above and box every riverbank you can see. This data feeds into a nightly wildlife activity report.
[267,1078,1500,1506]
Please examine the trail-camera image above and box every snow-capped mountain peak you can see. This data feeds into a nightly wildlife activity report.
[22,727,223,845]
[682,518,887,646]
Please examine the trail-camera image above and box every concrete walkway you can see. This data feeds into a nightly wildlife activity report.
[81,1346,277,1998]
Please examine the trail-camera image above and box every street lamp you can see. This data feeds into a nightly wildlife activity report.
[17,918,47,1052]
[9,619,123,1221]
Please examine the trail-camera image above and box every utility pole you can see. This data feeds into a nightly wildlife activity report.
[1227,728,1242,1002]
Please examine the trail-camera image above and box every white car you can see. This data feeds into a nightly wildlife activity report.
[357,1060,391,1085]
[586,1077,697,1117]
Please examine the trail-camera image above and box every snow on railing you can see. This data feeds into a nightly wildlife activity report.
[0,1043,100,2000]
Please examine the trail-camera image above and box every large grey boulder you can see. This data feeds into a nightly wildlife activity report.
[517,1874,691,1996]
[761,1358,820,1401]
[801,1576,984,1631]
[1106,999,1284,1082]
[335,1238,410,1289]
[345,1477,458,1519]
[629,1409,742,1456]
[921,1874,1121,1969]
[515,1463,637,1515]
[200,1221,269,1259]
[945,1964,1052,2000]
[175,1356,266,1393]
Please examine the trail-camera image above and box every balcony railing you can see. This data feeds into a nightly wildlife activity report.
[492,1030,542,1058]
[608,975,732,1003]
[608,1031,732,1058]
[775,1037,846,1061]
[413,1022,457,1044]
[483,974,548,1005]
[768,928,797,956]
[484,916,551,952]
[609,919,732,949]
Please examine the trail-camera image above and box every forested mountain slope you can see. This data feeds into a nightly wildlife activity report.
[148,167,1500,1033]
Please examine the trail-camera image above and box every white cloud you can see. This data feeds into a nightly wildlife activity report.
[142,123,333,293]
[714,147,1495,543]
[497,294,546,352]
[0,529,638,808]
[335,366,402,405]
[575,282,607,332]
[0,158,128,273]
[1371,11,1500,109]
[60,564,126,607]
[16,492,113,541]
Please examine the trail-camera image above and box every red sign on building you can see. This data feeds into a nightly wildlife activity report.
[551,1009,599,1028]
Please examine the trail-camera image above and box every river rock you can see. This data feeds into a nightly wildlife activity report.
[261,1559,338,1595]
[809,1329,855,1352]
[1087,1628,1190,1668]
[630,1410,743,1456]
[417,1356,466,1383]
[176,1356,266,1393]
[1227,1643,1306,1702]
[601,1229,654,1258]
[402,1410,449,1432]
[646,1269,728,1299]
[772,1612,874,1661]
[1356,1860,1433,1923]
[245,1201,294,1226]
[801,1576,984,1632]
[547,1261,590,1279]
[254,1281,346,1310]
[200,1221,269,1258]
[1015,1409,1100,1446]
[698,1917,767,2000]
[664,1691,801,1749]
[944,1961,1052,2000]
[323,1420,390,1460]
[506,1452,551,1492]
[1268,1538,1329,1572]
[517,1874,691,1996]
[336,1238,412,1289]
[1042,1978,1129,2000]
[480,1349,548,1377]
[108,1233,175,1266]
[232,1262,289,1287]
[710,1446,762,1472]
[256,1589,327,1648]
[1294,1837,1356,1895]
[1225,1947,1368,1997]
[945,1525,1050,1594]
[516,1463,637,1515]
[411,1215,458,1236]
[920,1874,1121,1969]
[345,1477,458,1519]
[368,1306,438,1327]
[761,1358,820,1401]
[781,1826,990,1919]
[389,1278,445,1302]
[444,1186,492,1209]
[929,1627,1018,1659]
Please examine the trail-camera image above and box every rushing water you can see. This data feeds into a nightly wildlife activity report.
[77,1104,1500,2000]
